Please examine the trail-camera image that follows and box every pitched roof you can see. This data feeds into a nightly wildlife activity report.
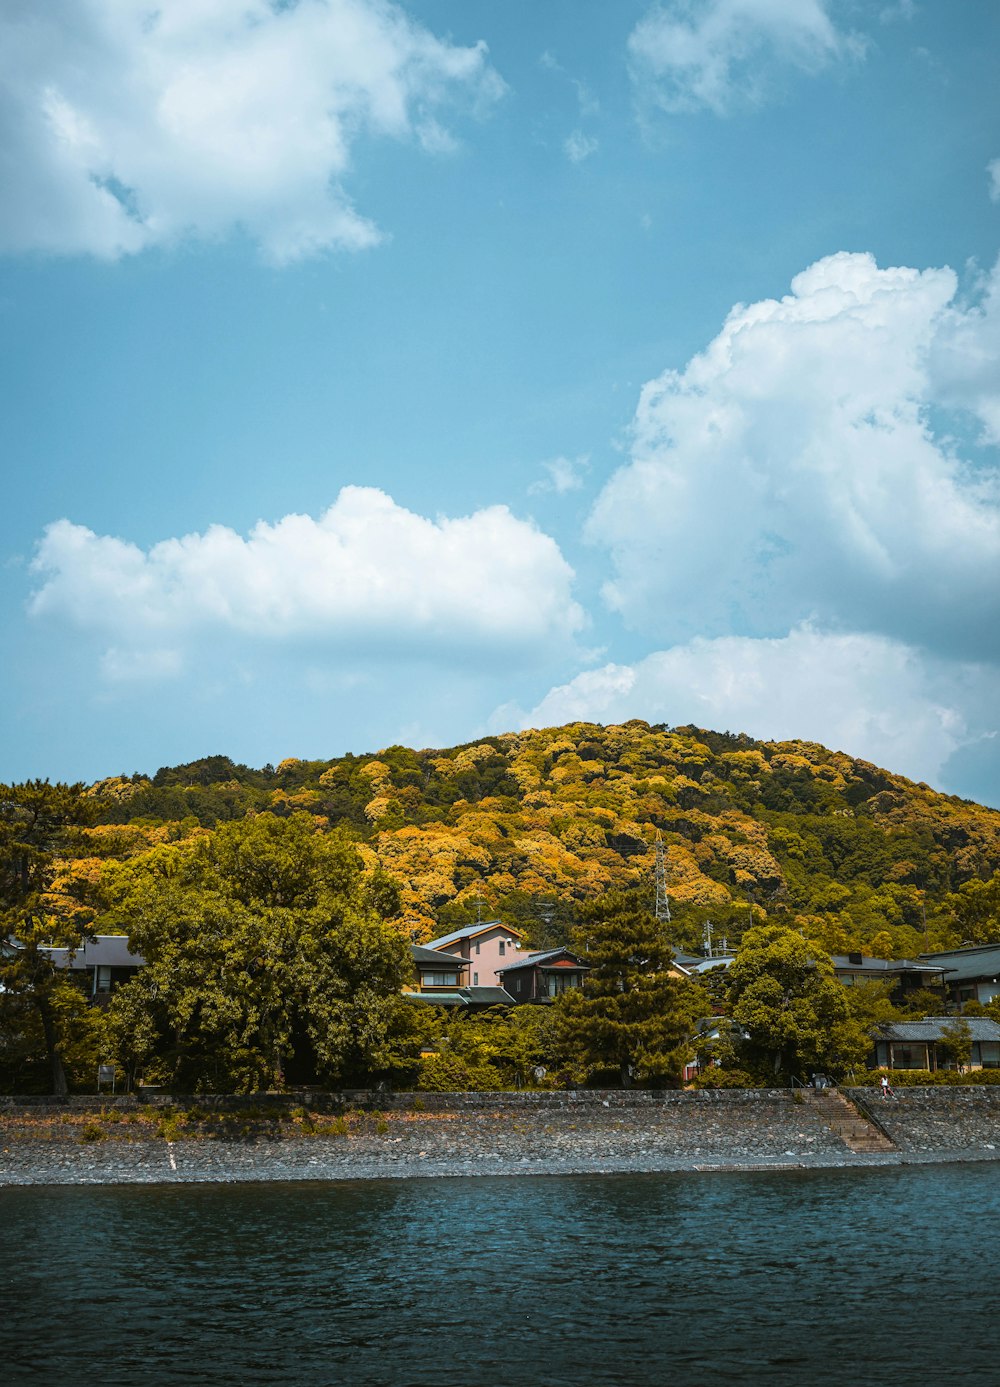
[462,986,516,1006]
[832,954,945,976]
[920,945,1000,983]
[402,986,515,1008]
[498,948,588,975]
[44,936,146,969]
[425,921,525,948]
[410,944,469,969]
[875,1017,1000,1042]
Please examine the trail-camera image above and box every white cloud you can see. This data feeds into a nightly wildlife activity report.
[509,625,997,792]
[564,130,598,164]
[30,487,584,677]
[628,0,864,115]
[0,0,503,263]
[589,251,1000,663]
[989,158,1000,204]
[529,455,590,496]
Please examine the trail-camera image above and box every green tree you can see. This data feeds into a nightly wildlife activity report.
[727,925,871,1081]
[937,1018,973,1070]
[102,814,409,1092]
[949,873,1000,945]
[0,781,98,1094]
[559,891,705,1087]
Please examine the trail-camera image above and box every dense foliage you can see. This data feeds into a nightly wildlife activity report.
[559,892,704,1086]
[83,722,1000,956]
[4,720,1000,1092]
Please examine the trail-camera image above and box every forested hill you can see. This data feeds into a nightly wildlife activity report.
[80,722,1000,958]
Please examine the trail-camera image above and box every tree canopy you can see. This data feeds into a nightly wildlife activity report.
[559,891,705,1086]
[101,814,408,1092]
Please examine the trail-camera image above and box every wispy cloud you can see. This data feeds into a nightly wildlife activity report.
[989,158,1000,204]
[628,0,865,116]
[565,130,599,164]
[529,455,591,496]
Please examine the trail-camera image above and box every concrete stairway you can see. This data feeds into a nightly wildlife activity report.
[801,1088,897,1153]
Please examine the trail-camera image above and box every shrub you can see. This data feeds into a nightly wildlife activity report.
[692,1069,761,1090]
[416,1053,504,1092]
[849,1069,1000,1087]
[79,1122,106,1144]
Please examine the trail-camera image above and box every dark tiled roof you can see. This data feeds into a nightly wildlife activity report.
[402,986,514,1008]
[832,955,945,975]
[402,990,468,1007]
[461,987,516,1006]
[498,948,587,975]
[426,921,521,948]
[44,936,146,969]
[920,945,1000,983]
[411,944,469,969]
[875,1017,1000,1042]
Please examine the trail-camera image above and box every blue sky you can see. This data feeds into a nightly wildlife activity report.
[1,0,999,804]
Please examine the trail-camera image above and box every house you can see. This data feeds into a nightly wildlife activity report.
[44,935,146,1002]
[681,1016,750,1083]
[424,920,526,988]
[831,953,947,999]
[403,944,514,1010]
[671,949,734,978]
[919,945,1000,1007]
[498,947,589,1004]
[872,1016,1000,1071]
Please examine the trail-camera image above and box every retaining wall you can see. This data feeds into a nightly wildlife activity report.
[845,1085,1000,1153]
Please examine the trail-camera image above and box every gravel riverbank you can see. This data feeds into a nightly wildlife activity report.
[3,1088,1000,1185]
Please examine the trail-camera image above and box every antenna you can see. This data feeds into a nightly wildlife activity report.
[655,832,671,923]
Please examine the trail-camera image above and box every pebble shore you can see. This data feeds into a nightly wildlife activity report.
[3,1088,1000,1185]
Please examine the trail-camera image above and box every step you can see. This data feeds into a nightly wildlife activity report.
[799,1088,897,1153]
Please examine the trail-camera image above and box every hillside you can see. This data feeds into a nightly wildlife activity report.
[76,721,1000,959]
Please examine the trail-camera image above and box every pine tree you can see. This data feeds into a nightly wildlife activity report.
[560,891,704,1087]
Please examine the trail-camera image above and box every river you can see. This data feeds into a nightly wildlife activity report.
[3,1164,997,1385]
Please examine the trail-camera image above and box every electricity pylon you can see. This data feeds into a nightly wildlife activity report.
[654,832,671,923]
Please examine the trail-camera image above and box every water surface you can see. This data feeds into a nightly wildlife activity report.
[3,1165,997,1385]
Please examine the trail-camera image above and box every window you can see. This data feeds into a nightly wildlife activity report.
[423,972,459,987]
[95,965,112,994]
[473,972,479,986]
[475,941,481,955]
[499,941,506,956]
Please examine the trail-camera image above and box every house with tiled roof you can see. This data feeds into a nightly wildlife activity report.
[872,1016,1000,1071]
[498,947,589,1004]
[920,945,1000,1007]
[425,920,526,989]
[403,944,514,1011]
[42,935,146,1004]
[831,953,947,999]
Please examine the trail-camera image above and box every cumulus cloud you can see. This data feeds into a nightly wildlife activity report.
[507,625,997,792]
[30,487,584,676]
[589,251,1000,663]
[0,0,503,263]
[628,0,864,115]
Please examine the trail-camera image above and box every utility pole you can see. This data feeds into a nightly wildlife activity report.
[655,832,671,923]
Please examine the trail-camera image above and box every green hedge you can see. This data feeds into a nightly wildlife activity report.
[849,1068,1000,1087]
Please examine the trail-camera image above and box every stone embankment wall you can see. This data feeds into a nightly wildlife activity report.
[845,1086,1000,1154]
[2,1088,999,1185]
